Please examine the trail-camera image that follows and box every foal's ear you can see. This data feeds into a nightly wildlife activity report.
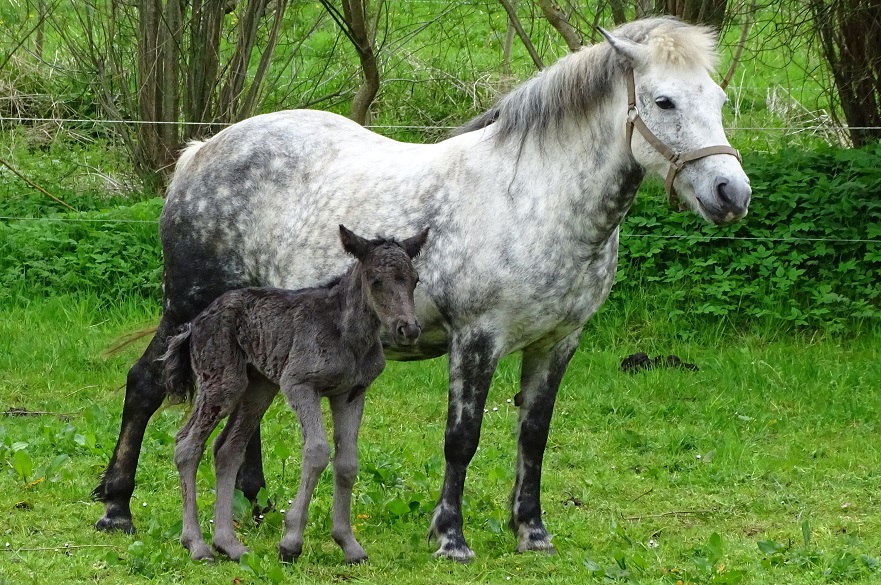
[339,224,371,261]
[402,228,429,259]
[598,26,649,66]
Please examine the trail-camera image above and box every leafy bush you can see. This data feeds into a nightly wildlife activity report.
[2,144,879,332]
[615,143,881,331]
[0,198,163,304]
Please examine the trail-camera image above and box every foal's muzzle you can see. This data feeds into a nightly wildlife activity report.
[393,319,421,346]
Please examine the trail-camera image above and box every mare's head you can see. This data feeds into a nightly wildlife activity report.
[339,225,428,346]
[601,18,751,224]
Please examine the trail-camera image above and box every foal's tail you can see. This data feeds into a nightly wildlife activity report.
[157,323,196,403]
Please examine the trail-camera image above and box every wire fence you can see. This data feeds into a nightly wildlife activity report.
[2,115,880,133]
[0,214,877,246]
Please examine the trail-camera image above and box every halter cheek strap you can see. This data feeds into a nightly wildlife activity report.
[625,68,742,209]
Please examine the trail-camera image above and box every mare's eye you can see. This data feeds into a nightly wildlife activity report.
[655,96,675,110]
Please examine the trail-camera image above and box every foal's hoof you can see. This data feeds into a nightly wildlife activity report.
[347,553,369,565]
[94,514,136,535]
[278,545,302,564]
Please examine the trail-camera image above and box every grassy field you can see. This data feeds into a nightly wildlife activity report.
[0,295,879,584]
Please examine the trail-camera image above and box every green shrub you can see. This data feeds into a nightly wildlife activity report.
[615,143,881,331]
[0,198,163,304]
[2,145,879,332]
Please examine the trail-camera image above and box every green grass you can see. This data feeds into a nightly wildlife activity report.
[1,294,880,584]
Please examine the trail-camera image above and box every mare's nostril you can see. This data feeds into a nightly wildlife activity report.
[715,179,731,205]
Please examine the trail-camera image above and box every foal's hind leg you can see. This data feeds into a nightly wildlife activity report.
[175,392,237,562]
[278,385,330,563]
[510,332,579,554]
[328,392,368,564]
[94,318,178,534]
[211,379,277,561]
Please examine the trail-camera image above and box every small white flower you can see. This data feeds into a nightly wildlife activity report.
[484,409,488,413]
[493,407,498,412]
[209,519,214,523]
[506,578,511,581]
[648,539,658,548]
[288,499,293,505]
[507,399,512,403]
[259,515,264,520]
[280,509,286,514]
[696,454,701,459]
[142,502,147,507]
[5,542,9,547]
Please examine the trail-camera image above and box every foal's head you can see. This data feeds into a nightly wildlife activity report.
[339,225,428,346]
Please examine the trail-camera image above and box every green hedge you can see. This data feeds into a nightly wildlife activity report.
[2,144,879,331]
[615,143,881,331]
[0,198,163,303]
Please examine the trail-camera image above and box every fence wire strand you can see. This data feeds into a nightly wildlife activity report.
[0,215,877,245]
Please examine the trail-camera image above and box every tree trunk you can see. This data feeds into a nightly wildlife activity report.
[536,0,582,51]
[343,0,380,125]
[810,0,881,147]
[663,0,729,28]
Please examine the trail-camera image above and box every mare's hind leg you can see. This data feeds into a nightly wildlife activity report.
[93,317,178,534]
[278,385,330,563]
[510,332,580,554]
[429,329,500,563]
[328,392,368,564]
[211,378,278,561]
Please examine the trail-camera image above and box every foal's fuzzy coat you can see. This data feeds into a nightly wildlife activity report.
[161,225,426,563]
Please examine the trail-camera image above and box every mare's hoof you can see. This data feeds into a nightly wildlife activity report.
[432,542,475,564]
[94,514,136,535]
[516,542,557,555]
[515,528,556,554]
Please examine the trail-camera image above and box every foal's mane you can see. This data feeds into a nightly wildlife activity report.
[455,17,718,141]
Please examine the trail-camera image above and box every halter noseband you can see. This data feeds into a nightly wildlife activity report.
[624,68,742,209]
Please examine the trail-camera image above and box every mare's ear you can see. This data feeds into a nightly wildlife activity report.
[598,27,649,67]
[339,224,371,261]
[402,228,429,259]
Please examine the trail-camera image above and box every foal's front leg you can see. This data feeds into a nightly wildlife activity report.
[278,386,330,563]
[510,332,580,554]
[329,392,368,564]
[429,329,500,563]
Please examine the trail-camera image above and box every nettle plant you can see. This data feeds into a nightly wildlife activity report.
[616,143,881,331]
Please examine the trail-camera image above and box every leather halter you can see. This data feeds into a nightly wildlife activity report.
[624,68,742,209]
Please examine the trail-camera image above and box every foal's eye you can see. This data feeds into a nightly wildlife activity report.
[655,96,675,110]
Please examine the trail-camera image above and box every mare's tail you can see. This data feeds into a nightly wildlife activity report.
[157,323,196,403]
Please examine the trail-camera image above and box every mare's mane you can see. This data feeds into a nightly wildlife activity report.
[456,17,718,141]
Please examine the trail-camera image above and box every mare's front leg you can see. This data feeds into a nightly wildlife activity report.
[328,392,368,564]
[510,331,580,554]
[93,319,177,534]
[278,385,330,563]
[429,330,500,563]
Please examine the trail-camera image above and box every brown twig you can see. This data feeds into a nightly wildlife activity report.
[1,544,120,552]
[100,326,158,357]
[631,486,654,502]
[2,408,71,421]
[624,510,714,520]
[0,157,77,212]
